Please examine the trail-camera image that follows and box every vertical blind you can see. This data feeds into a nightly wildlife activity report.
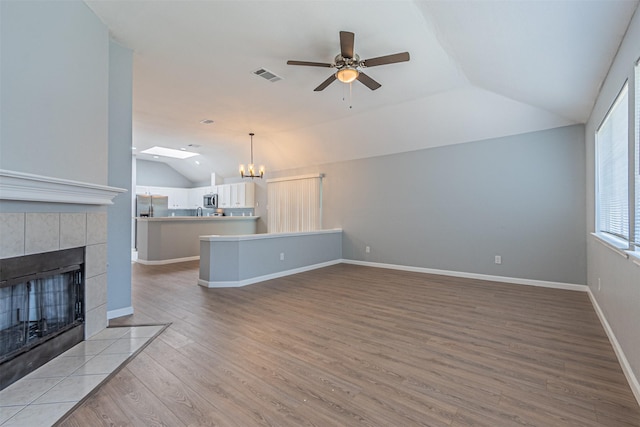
[596,84,629,240]
[267,175,322,233]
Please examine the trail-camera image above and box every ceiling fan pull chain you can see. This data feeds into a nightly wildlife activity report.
[349,82,353,109]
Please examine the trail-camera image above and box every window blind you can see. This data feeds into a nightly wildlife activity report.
[596,84,629,240]
[267,175,322,233]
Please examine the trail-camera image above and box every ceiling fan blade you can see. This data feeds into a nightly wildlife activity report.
[362,52,410,67]
[340,31,355,58]
[287,60,333,67]
[356,72,381,91]
[314,75,337,91]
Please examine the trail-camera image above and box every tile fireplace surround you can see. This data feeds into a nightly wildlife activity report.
[1,211,109,339]
[0,169,126,345]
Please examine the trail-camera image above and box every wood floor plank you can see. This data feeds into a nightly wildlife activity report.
[104,368,187,426]
[57,389,133,427]
[126,351,233,426]
[147,336,312,426]
[60,262,640,426]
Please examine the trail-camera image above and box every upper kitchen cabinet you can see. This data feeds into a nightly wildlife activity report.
[166,188,189,209]
[218,182,254,208]
[136,186,190,209]
[137,186,171,196]
[188,186,214,208]
[217,184,231,208]
[135,183,253,209]
[232,182,255,208]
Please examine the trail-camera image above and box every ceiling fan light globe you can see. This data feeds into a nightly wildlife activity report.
[336,67,359,83]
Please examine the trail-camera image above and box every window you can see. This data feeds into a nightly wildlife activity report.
[596,84,629,242]
[267,174,322,233]
[634,61,640,250]
[596,59,640,257]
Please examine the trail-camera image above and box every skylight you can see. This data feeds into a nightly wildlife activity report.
[140,146,199,159]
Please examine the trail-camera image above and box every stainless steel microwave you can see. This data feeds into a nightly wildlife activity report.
[203,193,218,208]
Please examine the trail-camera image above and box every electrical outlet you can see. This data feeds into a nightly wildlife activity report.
[494,255,502,264]
[280,252,285,261]
[365,246,371,253]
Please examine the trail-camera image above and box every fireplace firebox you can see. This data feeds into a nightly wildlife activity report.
[0,247,85,390]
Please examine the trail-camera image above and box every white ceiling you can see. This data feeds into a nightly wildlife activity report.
[86,0,638,183]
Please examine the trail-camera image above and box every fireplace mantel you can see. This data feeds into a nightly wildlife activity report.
[1,169,121,386]
[0,169,126,205]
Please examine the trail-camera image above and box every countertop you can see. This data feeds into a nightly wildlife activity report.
[200,228,342,241]
[136,215,259,222]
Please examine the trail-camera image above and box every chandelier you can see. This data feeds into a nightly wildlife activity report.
[239,133,264,179]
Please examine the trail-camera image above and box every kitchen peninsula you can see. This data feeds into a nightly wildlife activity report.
[136,215,258,264]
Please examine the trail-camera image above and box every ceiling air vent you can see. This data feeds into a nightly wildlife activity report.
[253,68,282,83]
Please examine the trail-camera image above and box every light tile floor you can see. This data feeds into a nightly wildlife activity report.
[0,325,165,426]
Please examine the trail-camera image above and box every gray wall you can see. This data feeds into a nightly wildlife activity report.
[0,0,109,185]
[270,124,586,285]
[585,6,640,391]
[107,41,133,314]
[136,159,195,188]
[200,230,342,284]
[1,1,135,318]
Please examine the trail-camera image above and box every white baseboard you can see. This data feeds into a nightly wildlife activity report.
[341,259,588,292]
[107,306,134,320]
[587,289,640,406]
[198,259,342,288]
[200,258,588,291]
[135,256,200,265]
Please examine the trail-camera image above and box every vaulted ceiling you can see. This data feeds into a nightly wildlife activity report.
[86,0,639,183]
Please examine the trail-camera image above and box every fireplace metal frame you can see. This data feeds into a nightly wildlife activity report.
[0,247,85,390]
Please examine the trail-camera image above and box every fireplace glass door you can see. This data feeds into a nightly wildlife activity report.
[1,268,83,362]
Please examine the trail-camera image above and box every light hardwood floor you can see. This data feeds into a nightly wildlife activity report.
[58,261,640,426]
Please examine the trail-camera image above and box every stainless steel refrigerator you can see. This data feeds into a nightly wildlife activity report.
[136,194,169,218]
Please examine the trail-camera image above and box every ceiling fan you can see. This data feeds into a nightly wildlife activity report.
[287,31,410,91]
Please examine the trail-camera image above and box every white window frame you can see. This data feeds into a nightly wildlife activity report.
[593,57,640,264]
[631,58,640,261]
[595,82,629,248]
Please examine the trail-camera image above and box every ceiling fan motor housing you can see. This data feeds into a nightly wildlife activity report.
[334,53,361,70]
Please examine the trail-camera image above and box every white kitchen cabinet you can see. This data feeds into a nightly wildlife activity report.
[136,186,163,195]
[187,188,201,209]
[136,186,150,195]
[169,188,189,209]
[137,186,188,208]
[209,183,255,209]
[218,184,231,208]
[188,186,213,208]
[136,184,253,209]
[162,188,175,207]
[136,186,168,196]
[242,182,255,208]
[230,183,241,207]
[229,182,255,208]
